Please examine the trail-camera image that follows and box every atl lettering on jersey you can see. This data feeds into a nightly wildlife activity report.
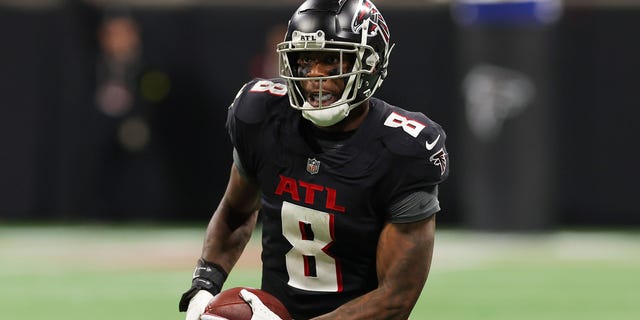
[275,175,346,213]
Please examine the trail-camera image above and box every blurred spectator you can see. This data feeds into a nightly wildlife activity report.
[96,11,141,118]
[91,9,173,220]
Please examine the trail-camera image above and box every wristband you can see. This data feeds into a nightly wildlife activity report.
[192,258,228,294]
[178,258,228,312]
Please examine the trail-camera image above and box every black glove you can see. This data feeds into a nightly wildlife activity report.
[178,258,228,312]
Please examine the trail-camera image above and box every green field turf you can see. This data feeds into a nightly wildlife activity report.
[1,225,639,319]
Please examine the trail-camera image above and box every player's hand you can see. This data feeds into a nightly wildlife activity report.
[239,289,283,320]
[184,290,214,320]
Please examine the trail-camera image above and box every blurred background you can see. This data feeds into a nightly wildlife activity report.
[1,1,640,319]
[2,0,639,230]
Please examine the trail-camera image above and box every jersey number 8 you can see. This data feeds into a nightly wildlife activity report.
[250,80,287,96]
[281,201,342,292]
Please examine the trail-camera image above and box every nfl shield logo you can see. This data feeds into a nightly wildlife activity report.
[306,158,321,175]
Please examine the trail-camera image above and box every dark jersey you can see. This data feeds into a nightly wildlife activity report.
[226,78,449,319]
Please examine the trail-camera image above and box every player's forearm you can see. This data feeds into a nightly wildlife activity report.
[313,218,435,320]
[311,287,415,320]
[313,269,428,320]
[310,255,428,320]
[201,164,261,272]
[201,204,259,273]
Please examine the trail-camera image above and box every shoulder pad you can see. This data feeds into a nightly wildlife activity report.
[229,78,289,124]
[376,105,450,184]
[379,107,446,158]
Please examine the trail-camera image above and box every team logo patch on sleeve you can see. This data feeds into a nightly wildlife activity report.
[429,148,448,176]
[306,158,321,175]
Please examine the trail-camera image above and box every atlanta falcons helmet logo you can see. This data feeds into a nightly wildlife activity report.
[351,0,390,45]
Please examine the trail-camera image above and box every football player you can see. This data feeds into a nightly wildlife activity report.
[179,0,449,319]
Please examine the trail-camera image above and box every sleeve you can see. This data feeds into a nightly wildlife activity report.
[225,78,288,181]
[232,147,257,182]
[225,80,260,180]
[377,111,450,222]
[388,186,440,223]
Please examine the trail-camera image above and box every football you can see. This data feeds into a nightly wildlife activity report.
[202,287,292,320]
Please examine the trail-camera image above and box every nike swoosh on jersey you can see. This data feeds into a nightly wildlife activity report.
[425,135,440,151]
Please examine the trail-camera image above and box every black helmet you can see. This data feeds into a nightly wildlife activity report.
[277,0,394,126]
